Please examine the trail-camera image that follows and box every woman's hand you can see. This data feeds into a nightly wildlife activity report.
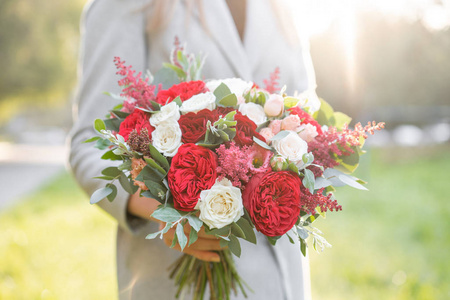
[127,191,223,262]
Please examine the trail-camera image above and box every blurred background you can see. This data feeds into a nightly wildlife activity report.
[0,0,449,299]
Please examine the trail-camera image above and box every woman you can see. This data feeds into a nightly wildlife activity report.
[69,0,315,299]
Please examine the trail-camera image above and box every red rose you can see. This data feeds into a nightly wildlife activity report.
[118,109,154,141]
[234,113,266,146]
[156,80,208,105]
[288,106,323,135]
[178,109,218,143]
[243,171,302,236]
[168,144,218,211]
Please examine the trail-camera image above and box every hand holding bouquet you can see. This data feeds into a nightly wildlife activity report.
[86,43,384,299]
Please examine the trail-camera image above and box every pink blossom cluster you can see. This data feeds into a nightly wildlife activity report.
[114,57,156,113]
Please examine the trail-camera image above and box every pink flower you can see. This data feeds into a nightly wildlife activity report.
[298,124,319,142]
[268,120,282,135]
[259,127,274,142]
[281,115,301,131]
[264,94,284,117]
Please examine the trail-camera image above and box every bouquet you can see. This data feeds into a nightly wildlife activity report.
[86,43,384,299]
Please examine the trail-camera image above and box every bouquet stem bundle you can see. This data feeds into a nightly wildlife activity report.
[169,250,250,300]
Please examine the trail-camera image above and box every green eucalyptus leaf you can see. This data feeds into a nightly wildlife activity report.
[110,110,130,119]
[219,238,229,248]
[119,173,137,194]
[303,169,315,194]
[104,118,121,132]
[93,175,115,180]
[152,206,183,223]
[231,222,246,239]
[90,187,113,204]
[144,157,167,176]
[185,215,203,232]
[170,231,178,248]
[94,119,106,132]
[176,223,188,251]
[297,226,309,239]
[106,184,117,202]
[253,136,273,151]
[188,228,198,246]
[101,150,123,161]
[218,94,238,107]
[101,167,122,178]
[153,67,180,90]
[300,238,307,256]
[270,130,290,141]
[94,139,112,150]
[83,136,101,143]
[143,180,167,201]
[148,144,170,171]
[236,218,256,244]
[338,174,368,190]
[213,83,232,101]
[228,235,241,257]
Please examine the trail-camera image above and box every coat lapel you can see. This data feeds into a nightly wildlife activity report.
[199,0,252,80]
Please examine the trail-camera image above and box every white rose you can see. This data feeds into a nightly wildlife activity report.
[150,102,180,127]
[195,178,244,229]
[297,123,318,142]
[151,120,182,157]
[206,78,253,97]
[294,88,321,113]
[272,131,308,165]
[238,102,267,125]
[179,92,216,114]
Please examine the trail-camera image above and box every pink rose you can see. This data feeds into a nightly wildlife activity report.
[264,94,284,117]
[298,124,319,142]
[268,120,282,135]
[281,115,301,131]
[259,128,274,142]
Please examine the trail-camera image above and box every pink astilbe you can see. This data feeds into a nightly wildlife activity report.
[301,186,342,215]
[114,57,156,113]
[170,36,184,68]
[263,67,280,94]
[216,142,272,188]
[308,121,385,176]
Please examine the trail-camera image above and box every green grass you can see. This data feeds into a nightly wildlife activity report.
[0,146,449,299]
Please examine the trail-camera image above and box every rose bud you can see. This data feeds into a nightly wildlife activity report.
[270,155,288,171]
[264,94,284,117]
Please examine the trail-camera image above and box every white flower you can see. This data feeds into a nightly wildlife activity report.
[195,178,244,229]
[272,131,308,165]
[179,92,216,114]
[294,88,321,113]
[150,102,180,127]
[297,124,318,142]
[151,120,182,157]
[238,102,267,125]
[206,78,253,98]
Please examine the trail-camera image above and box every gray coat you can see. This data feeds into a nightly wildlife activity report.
[69,0,315,299]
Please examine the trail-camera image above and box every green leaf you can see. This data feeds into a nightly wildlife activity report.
[218,94,238,107]
[188,229,198,246]
[162,63,186,79]
[148,144,170,171]
[266,235,281,246]
[236,218,256,244]
[94,138,112,150]
[314,98,335,127]
[300,238,307,256]
[90,187,113,204]
[231,222,246,239]
[83,136,101,143]
[228,235,241,257]
[213,83,232,101]
[270,130,290,141]
[104,118,121,132]
[94,119,106,132]
[205,226,230,237]
[176,223,188,251]
[286,233,295,244]
[219,238,229,248]
[110,110,130,119]
[170,231,178,248]
[93,175,115,180]
[333,112,352,130]
[288,163,299,174]
[151,206,183,223]
[106,184,117,202]
[144,157,167,177]
[297,226,309,239]
[143,180,167,201]
[303,169,315,194]
[253,136,273,151]
[138,165,165,182]
[118,160,132,171]
[185,215,203,232]
[338,174,368,190]
[101,150,123,161]
[118,173,137,194]
[153,67,180,90]
[283,96,299,108]
[101,167,122,178]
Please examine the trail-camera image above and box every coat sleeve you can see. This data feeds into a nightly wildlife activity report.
[68,0,151,234]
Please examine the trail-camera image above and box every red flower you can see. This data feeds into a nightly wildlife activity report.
[288,106,323,135]
[118,109,154,141]
[234,113,266,146]
[178,109,218,143]
[243,171,302,237]
[156,80,208,105]
[168,144,218,211]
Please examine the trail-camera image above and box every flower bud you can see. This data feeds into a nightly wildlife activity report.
[264,94,284,117]
[270,155,288,171]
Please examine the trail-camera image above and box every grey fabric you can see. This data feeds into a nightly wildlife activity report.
[69,0,315,299]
